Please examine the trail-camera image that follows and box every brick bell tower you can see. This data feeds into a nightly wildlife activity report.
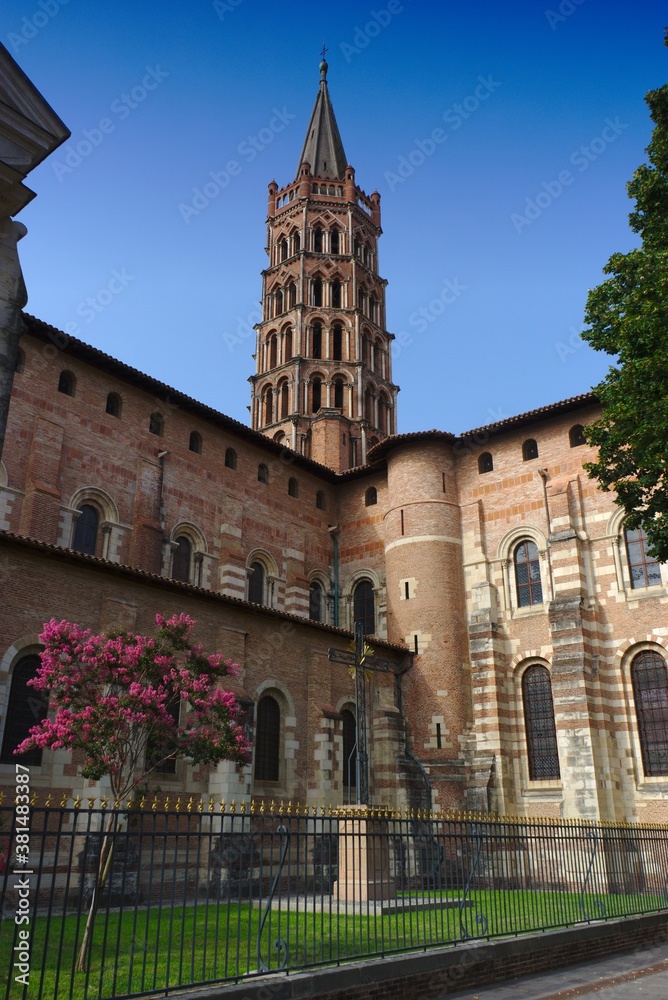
[249,57,398,472]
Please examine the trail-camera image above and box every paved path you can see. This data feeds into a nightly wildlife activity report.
[442,941,668,999]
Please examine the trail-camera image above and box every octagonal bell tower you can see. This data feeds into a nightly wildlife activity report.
[249,58,398,472]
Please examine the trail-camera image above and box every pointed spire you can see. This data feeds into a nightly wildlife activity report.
[296,55,348,181]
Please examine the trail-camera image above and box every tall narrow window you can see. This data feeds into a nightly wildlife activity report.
[353,579,375,636]
[269,336,278,369]
[225,448,237,470]
[312,278,323,307]
[312,378,322,413]
[313,227,323,253]
[334,377,344,410]
[522,664,560,781]
[365,486,377,507]
[263,387,273,426]
[72,505,99,555]
[274,289,283,315]
[172,536,192,583]
[279,381,289,419]
[332,325,343,360]
[316,490,326,510]
[331,280,341,309]
[189,431,202,454]
[0,655,48,765]
[258,464,269,484]
[625,525,662,589]
[632,650,668,776]
[149,412,164,436]
[514,540,543,607]
[312,323,322,359]
[248,561,265,604]
[254,696,280,781]
[58,370,75,396]
[288,477,299,498]
[341,709,357,789]
[309,581,324,621]
[330,229,340,254]
[284,327,293,361]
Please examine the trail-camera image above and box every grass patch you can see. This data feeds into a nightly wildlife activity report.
[1,889,665,1000]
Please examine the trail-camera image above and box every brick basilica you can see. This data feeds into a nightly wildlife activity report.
[1,56,667,823]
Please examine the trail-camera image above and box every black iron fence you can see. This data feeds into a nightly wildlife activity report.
[0,797,667,999]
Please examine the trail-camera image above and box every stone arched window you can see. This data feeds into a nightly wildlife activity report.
[312,277,323,307]
[365,486,377,507]
[312,226,323,253]
[189,431,202,454]
[262,386,273,426]
[278,379,289,419]
[225,447,237,470]
[522,664,560,780]
[625,524,661,590]
[341,708,357,790]
[522,438,538,461]
[172,536,192,583]
[330,228,340,255]
[333,376,345,411]
[478,452,493,474]
[514,540,543,607]
[72,504,100,555]
[248,560,266,604]
[268,334,278,369]
[0,654,48,766]
[331,280,342,309]
[632,650,668,776]
[312,377,322,413]
[258,463,269,484]
[353,579,375,636]
[309,580,324,621]
[378,393,389,435]
[254,695,280,781]
[283,326,293,361]
[332,323,343,360]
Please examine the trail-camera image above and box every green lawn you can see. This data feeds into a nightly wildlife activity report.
[1,889,665,1000]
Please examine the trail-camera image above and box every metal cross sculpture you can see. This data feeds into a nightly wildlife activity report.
[328,621,391,805]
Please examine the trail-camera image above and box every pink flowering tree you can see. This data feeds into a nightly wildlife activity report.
[16,612,250,970]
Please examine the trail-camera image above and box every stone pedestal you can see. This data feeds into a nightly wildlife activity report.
[334,810,396,902]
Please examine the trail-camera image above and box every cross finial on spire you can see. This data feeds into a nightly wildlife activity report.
[320,40,328,61]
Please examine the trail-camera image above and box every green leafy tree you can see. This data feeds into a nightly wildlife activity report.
[583,43,668,560]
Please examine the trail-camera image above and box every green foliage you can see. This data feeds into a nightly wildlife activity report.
[582,52,668,560]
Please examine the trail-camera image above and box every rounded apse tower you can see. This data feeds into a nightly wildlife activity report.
[375,434,472,811]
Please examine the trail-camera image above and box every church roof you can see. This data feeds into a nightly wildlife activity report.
[296,59,348,180]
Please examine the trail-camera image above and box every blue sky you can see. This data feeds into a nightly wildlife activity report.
[3,0,666,434]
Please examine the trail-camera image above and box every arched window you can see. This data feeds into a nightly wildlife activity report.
[72,504,99,555]
[312,323,322,359]
[280,238,288,261]
[334,377,344,410]
[274,289,283,316]
[288,477,298,498]
[332,324,343,361]
[522,439,538,461]
[149,412,164,436]
[58,370,75,396]
[172,536,192,583]
[258,463,269,484]
[225,447,237,470]
[569,424,586,447]
[353,579,375,636]
[358,288,367,314]
[189,431,202,454]
[313,227,323,253]
[309,581,324,621]
[263,386,273,426]
[378,395,388,434]
[331,280,342,309]
[330,229,340,254]
[316,490,326,510]
[365,486,377,507]
[478,452,493,474]
[293,232,301,253]
[632,650,668,776]
[341,708,357,789]
[273,431,285,444]
[284,327,293,361]
[625,525,661,589]
[105,392,121,417]
[254,695,280,781]
[370,294,379,325]
[268,335,278,369]
[15,348,25,373]
[522,665,560,780]
[312,377,322,413]
[248,561,265,604]
[0,655,48,765]
[514,540,543,607]
[312,278,323,307]
[279,380,289,419]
